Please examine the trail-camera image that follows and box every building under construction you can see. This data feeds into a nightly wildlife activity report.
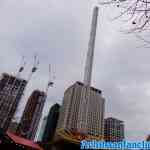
[0,73,27,131]
[8,55,40,134]
[16,90,46,140]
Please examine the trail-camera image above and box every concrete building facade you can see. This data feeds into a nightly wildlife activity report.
[57,81,105,140]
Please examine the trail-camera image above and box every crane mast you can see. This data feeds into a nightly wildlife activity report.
[46,64,54,95]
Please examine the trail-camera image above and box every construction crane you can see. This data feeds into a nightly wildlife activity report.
[27,54,39,82]
[12,54,40,124]
[46,64,54,95]
[16,56,26,78]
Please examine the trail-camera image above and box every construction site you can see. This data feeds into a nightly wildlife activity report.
[0,1,128,149]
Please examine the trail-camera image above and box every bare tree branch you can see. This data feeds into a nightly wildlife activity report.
[99,0,150,32]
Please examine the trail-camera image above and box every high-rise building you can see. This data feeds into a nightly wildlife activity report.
[104,117,124,142]
[42,103,60,142]
[56,81,105,142]
[56,6,105,143]
[16,90,46,140]
[0,73,27,131]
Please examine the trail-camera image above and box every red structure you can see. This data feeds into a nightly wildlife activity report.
[7,132,43,150]
[0,128,43,150]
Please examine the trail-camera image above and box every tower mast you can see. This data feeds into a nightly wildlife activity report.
[83,6,99,86]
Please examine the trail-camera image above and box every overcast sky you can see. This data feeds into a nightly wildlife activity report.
[0,0,150,140]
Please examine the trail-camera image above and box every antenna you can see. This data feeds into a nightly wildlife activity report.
[12,54,40,123]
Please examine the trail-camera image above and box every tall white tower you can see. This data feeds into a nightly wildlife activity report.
[84,6,99,86]
[56,6,105,143]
